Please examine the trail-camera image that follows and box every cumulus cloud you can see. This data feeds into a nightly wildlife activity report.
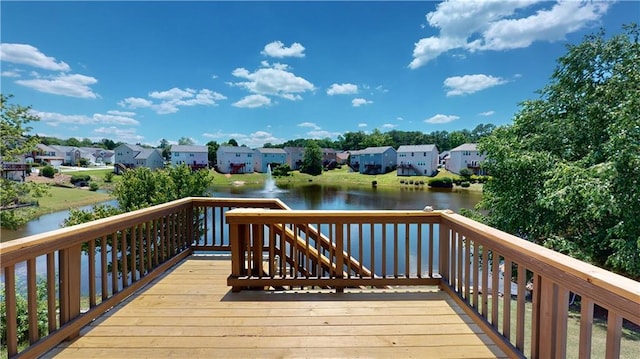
[424,114,460,124]
[203,130,284,148]
[261,41,306,58]
[358,123,368,128]
[119,88,226,114]
[1,70,21,78]
[409,0,609,68]
[229,62,314,101]
[232,94,272,108]
[327,83,358,96]
[31,110,140,127]
[16,73,98,98]
[94,127,144,143]
[306,130,342,139]
[352,98,373,107]
[0,43,70,71]
[298,122,321,130]
[478,110,495,116]
[382,124,396,129]
[444,74,507,96]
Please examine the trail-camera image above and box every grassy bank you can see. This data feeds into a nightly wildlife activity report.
[211,166,483,193]
[31,186,113,216]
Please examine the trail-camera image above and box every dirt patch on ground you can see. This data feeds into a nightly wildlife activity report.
[26,172,72,185]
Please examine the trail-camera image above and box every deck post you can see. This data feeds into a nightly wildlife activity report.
[58,244,81,339]
[230,222,247,292]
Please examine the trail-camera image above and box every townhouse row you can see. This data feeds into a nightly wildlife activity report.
[216,143,486,176]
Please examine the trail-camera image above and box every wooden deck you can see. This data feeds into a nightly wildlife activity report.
[45,256,507,358]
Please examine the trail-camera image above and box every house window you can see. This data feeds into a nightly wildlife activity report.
[411,152,414,156]
[235,153,241,157]
[189,153,194,157]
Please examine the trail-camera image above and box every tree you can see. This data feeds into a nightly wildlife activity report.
[206,140,219,165]
[477,24,640,279]
[65,137,81,147]
[300,141,323,176]
[178,137,195,145]
[0,94,49,229]
[101,138,117,150]
[227,138,238,147]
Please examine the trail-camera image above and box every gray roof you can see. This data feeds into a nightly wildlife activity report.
[37,144,60,153]
[397,144,437,153]
[172,145,207,153]
[135,148,161,159]
[450,143,478,152]
[359,146,396,155]
[218,146,254,154]
[255,148,287,154]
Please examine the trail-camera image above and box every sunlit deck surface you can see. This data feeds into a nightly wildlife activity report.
[45,256,507,358]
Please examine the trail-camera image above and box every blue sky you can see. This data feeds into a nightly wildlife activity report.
[1,1,637,148]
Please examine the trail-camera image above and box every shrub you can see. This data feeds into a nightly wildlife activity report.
[460,181,471,188]
[70,174,91,184]
[459,168,473,179]
[89,182,99,191]
[428,177,453,188]
[104,171,114,183]
[41,165,55,178]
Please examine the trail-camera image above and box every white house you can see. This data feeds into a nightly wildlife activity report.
[396,144,439,177]
[253,148,287,173]
[171,145,208,170]
[32,144,65,167]
[216,146,254,174]
[284,147,305,170]
[446,143,486,175]
[114,144,164,174]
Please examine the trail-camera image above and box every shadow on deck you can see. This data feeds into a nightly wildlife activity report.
[44,256,507,358]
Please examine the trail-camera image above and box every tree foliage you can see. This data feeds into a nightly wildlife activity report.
[478,24,640,278]
[0,94,50,229]
[300,142,323,176]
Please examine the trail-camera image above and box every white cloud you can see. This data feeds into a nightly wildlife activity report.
[1,70,21,78]
[229,62,314,101]
[352,98,373,107]
[16,73,98,98]
[478,110,495,116]
[424,114,460,124]
[327,83,358,96]
[444,74,507,96]
[107,110,136,117]
[382,123,396,129]
[298,122,321,130]
[119,88,226,114]
[261,41,306,58]
[409,0,609,68]
[212,74,219,79]
[203,130,284,148]
[358,123,368,128]
[119,97,152,109]
[306,130,342,139]
[94,126,144,143]
[232,94,272,108]
[375,85,389,93]
[32,110,139,127]
[396,117,404,121]
[0,43,70,71]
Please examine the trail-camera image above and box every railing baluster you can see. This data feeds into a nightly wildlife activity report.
[131,225,137,282]
[491,253,499,327]
[428,223,433,278]
[382,223,387,278]
[138,224,144,276]
[464,236,471,301]
[47,252,57,333]
[417,223,422,278]
[5,265,18,357]
[405,223,410,278]
[578,297,594,359]
[111,233,118,294]
[370,223,375,279]
[121,229,128,288]
[605,311,622,358]
[481,246,489,318]
[27,258,39,343]
[516,264,526,352]
[393,223,398,278]
[502,258,512,340]
[457,232,463,294]
[88,239,96,307]
[100,235,108,300]
[472,241,479,310]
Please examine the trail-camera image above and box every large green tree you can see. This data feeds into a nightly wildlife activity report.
[478,24,640,278]
[0,95,49,229]
[300,141,323,176]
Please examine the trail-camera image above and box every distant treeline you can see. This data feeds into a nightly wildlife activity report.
[262,123,496,152]
[35,123,496,156]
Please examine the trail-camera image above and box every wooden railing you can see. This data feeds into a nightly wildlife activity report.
[2,198,638,358]
[226,208,640,358]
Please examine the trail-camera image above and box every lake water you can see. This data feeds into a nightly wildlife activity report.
[1,184,481,242]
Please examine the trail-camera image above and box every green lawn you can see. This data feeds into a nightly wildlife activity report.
[31,186,113,216]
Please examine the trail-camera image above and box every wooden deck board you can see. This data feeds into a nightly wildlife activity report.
[45,257,508,358]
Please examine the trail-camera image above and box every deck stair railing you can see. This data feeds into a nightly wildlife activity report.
[2,197,638,358]
[225,207,640,358]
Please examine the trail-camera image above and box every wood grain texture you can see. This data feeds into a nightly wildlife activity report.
[45,257,507,359]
